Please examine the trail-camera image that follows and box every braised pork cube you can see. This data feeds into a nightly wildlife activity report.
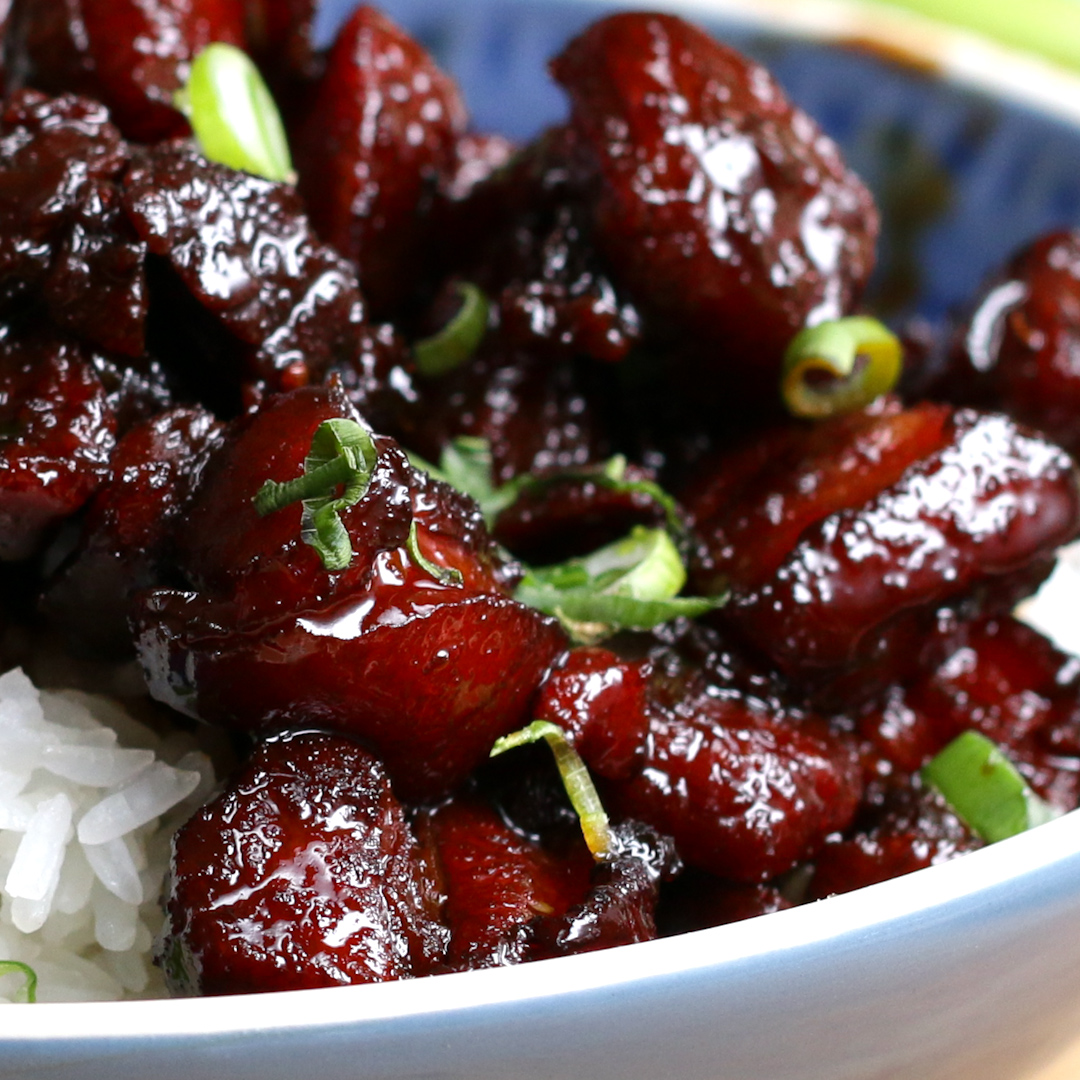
[936,231,1080,455]
[807,780,981,900]
[122,144,369,407]
[0,326,117,561]
[523,820,679,960]
[400,126,643,484]
[292,5,467,319]
[535,648,861,883]
[421,795,593,969]
[42,406,224,657]
[0,91,146,358]
[159,730,448,995]
[858,615,1080,812]
[685,399,1080,699]
[135,383,566,800]
[550,12,878,414]
[7,0,246,142]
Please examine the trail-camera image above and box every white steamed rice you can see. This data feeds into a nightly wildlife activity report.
[0,668,215,1003]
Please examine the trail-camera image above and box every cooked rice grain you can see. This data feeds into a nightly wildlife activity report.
[0,669,215,1002]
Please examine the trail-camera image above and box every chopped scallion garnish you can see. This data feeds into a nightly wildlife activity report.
[0,960,37,1003]
[175,43,296,184]
[515,525,723,643]
[414,284,490,378]
[253,418,378,571]
[491,720,614,860]
[922,731,1060,843]
[781,316,902,419]
[406,520,464,587]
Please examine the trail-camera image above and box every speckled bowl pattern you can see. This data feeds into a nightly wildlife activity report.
[7,2,1080,1078]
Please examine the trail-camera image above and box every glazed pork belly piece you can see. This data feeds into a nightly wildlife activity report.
[0,325,117,562]
[122,143,372,410]
[0,91,146,360]
[42,405,225,656]
[420,794,594,970]
[6,0,246,142]
[549,11,879,418]
[134,382,566,801]
[684,398,1080,703]
[806,779,981,900]
[399,128,641,488]
[160,730,449,995]
[421,794,676,968]
[292,4,468,320]
[933,230,1080,456]
[533,647,861,883]
[857,614,1080,812]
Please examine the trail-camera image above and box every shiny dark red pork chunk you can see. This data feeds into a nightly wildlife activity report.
[293,5,467,319]
[0,91,146,359]
[122,143,368,404]
[134,383,566,800]
[421,795,593,969]
[535,648,862,883]
[858,615,1080,811]
[159,730,449,995]
[0,326,117,561]
[686,400,1080,697]
[807,781,981,900]
[8,0,246,142]
[42,406,225,656]
[550,12,878,411]
[521,820,679,960]
[937,231,1080,455]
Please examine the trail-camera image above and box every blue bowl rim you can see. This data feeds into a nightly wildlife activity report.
[5,796,1079,1037]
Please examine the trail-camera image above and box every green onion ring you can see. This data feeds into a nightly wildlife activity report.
[413,284,490,378]
[781,316,902,419]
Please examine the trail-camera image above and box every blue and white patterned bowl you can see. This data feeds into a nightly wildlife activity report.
[7,3,1080,1078]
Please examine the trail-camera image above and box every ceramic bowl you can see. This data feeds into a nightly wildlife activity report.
[6,2,1080,1078]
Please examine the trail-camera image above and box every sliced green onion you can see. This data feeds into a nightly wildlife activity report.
[781,316,902,419]
[440,437,521,522]
[175,43,296,184]
[922,731,1060,843]
[0,960,37,1004]
[413,284,490,378]
[253,418,378,571]
[515,526,724,644]
[491,720,614,860]
[406,520,464,587]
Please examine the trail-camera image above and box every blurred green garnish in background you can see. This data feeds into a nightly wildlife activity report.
[872,0,1080,72]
